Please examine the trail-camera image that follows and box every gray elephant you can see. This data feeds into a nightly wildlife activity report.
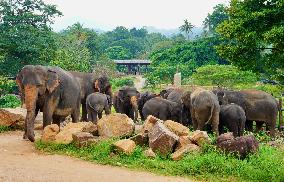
[86,92,111,123]
[113,86,139,121]
[167,89,192,126]
[142,97,182,122]
[69,71,112,121]
[219,103,246,137]
[137,91,159,120]
[215,89,278,137]
[160,88,175,99]
[182,88,220,135]
[16,65,81,142]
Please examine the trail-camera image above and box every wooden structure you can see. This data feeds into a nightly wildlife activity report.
[114,60,151,75]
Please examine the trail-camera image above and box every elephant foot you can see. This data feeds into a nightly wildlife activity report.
[23,133,28,140]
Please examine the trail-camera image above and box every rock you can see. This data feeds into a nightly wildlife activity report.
[82,124,98,136]
[0,108,24,126]
[189,130,211,146]
[164,120,189,136]
[216,132,234,144]
[97,113,134,138]
[129,133,148,146]
[148,121,179,156]
[34,123,43,130]
[171,144,200,161]
[142,115,161,134]
[2,107,43,124]
[55,122,93,144]
[176,136,194,150]
[134,124,143,134]
[216,133,259,158]
[41,124,60,142]
[113,139,136,155]
[72,132,96,148]
[143,148,156,159]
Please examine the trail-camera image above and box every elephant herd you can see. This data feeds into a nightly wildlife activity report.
[16,65,279,142]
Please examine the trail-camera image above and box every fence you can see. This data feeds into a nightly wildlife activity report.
[279,97,284,130]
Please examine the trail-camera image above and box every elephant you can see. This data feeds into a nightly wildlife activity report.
[219,103,246,137]
[113,86,139,121]
[137,91,159,120]
[166,89,192,126]
[182,88,220,135]
[86,92,111,123]
[69,71,112,121]
[215,89,278,137]
[16,65,81,142]
[159,88,175,99]
[142,97,182,122]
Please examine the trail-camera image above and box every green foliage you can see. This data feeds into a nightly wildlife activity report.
[0,125,14,133]
[0,0,62,76]
[93,54,117,78]
[110,77,135,91]
[179,19,194,40]
[0,94,21,108]
[35,139,284,182]
[146,36,228,85]
[216,0,284,84]
[191,64,258,87]
[106,46,131,60]
[0,76,17,96]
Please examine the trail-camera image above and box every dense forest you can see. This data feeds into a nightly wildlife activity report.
[0,0,283,86]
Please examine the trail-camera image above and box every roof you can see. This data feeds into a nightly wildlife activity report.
[113,60,151,64]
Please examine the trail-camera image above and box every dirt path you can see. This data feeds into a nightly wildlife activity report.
[0,131,192,182]
[134,75,146,91]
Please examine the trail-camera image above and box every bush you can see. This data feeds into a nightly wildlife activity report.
[191,65,258,87]
[111,77,135,91]
[0,76,18,96]
[0,94,21,108]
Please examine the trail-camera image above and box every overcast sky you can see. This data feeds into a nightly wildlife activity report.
[44,0,229,31]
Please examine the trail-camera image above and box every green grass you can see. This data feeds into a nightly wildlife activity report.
[0,125,14,133]
[35,139,284,182]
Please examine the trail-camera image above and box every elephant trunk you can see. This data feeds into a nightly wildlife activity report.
[24,85,38,142]
[130,96,138,121]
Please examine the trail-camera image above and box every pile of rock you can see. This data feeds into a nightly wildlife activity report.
[113,115,207,160]
[41,113,135,147]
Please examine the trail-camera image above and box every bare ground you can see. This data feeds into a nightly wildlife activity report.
[0,131,192,182]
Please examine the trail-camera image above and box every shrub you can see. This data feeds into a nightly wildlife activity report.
[191,65,258,87]
[111,77,135,91]
[0,76,18,96]
[0,94,21,108]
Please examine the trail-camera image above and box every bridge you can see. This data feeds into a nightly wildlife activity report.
[114,60,151,75]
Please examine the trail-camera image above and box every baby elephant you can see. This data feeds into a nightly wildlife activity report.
[86,92,111,123]
[219,103,246,137]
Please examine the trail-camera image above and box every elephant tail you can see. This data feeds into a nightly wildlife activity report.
[205,99,214,125]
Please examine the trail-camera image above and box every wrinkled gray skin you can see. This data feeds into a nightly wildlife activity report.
[69,71,112,121]
[142,97,182,122]
[184,88,220,135]
[113,86,139,121]
[137,91,159,120]
[166,89,192,126]
[215,89,278,137]
[86,92,111,124]
[159,88,175,99]
[16,65,81,142]
[219,104,246,137]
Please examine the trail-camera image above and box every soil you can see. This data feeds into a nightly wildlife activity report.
[0,131,192,182]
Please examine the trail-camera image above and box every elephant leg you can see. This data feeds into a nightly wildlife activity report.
[43,97,58,128]
[71,107,80,123]
[245,120,253,132]
[197,120,205,131]
[92,111,98,124]
[211,111,219,136]
[52,115,61,127]
[23,107,40,139]
[191,108,198,130]
[81,100,87,121]
[105,106,111,115]
[268,118,276,137]
[98,112,103,119]
[255,121,264,133]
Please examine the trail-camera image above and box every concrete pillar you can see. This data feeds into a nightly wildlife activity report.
[174,72,181,87]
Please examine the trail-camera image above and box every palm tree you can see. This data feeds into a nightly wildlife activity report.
[179,19,194,40]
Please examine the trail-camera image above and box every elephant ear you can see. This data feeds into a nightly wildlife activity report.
[46,70,60,93]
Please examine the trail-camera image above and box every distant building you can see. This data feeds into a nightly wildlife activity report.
[113,60,151,75]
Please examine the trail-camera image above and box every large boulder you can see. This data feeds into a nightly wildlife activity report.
[41,124,60,142]
[164,120,189,136]
[82,124,98,136]
[217,133,259,158]
[72,132,97,148]
[55,122,93,144]
[129,133,148,146]
[176,135,194,150]
[0,108,24,126]
[189,130,211,146]
[113,139,136,155]
[148,121,179,156]
[97,113,134,138]
[143,148,156,159]
[142,115,160,134]
[171,144,200,161]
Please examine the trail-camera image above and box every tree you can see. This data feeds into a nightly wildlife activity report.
[216,0,284,84]
[179,19,194,40]
[106,46,131,60]
[0,0,62,76]
[203,4,229,35]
